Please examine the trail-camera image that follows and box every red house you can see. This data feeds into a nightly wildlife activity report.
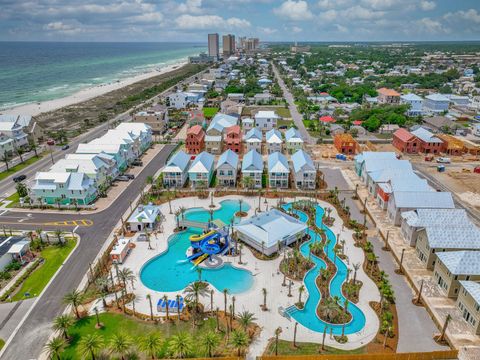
[334,133,358,155]
[186,125,205,154]
[392,128,420,153]
[225,125,242,154]
[320,116,336,124]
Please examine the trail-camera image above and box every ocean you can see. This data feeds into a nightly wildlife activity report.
[0,42,205,110]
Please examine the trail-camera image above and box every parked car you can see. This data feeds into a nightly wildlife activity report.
[125,174,135,180]
[13,175,26,183]
[116,175,130,182]
[61,145,70,150]
[436,157,451,164]
[131,160,143,166]
[46,139,55,146]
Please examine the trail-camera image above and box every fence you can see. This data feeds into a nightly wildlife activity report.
[258,350,458,360]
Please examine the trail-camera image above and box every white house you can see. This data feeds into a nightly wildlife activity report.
[216,149,239,187]
[400,93,423,116]
[265,129,282,154]
[167,91,204,109]
[241,149,263,189]
[161,150,190,188]
[188,151,215,188]
[291,149,316,190]
[0,121,28,148]
[0,236,30,271]
[268,151,290,189]
[0,133,15,158]
[242,117,254,131]
[424,94,450,114]
[127,204,161,232]
[244,128,262,153]
[254,110,280,131]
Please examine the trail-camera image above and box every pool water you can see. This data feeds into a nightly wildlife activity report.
[140,199,253,294]
[282,203,367,335]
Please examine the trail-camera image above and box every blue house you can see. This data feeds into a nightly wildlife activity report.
[188,151,215,188]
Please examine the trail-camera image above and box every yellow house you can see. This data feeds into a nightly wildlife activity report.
[457,281,480,335]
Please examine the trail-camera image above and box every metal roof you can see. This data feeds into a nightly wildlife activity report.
[188,151,214,174]
[411,127,443,143]
[364,159,412,174]
[245,128,262,141]
[163,150,190,172]
[291,149,315,173]
[268,151,289,173]
[216,149,239,170]
[436,251,480,275]
[354,151,397,165]
[266,129,282,143]
[285,127,303,142]
[241,149,263,172]
[392,191,454,209]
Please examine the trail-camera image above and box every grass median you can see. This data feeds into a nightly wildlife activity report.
[0,155,42,182]
[10,239,76,301]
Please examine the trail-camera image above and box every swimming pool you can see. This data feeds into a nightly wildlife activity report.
[140,199,253,294]
[282,203,367,335]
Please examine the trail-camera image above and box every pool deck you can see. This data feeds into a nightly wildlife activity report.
[118,195,380,358]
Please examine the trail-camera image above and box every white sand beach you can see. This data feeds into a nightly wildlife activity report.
[1,61,188,117]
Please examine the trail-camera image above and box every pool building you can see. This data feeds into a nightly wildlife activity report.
[234,209,307,256]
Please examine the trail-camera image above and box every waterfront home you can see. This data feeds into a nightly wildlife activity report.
[424,93,450,114]
[242,117,254,131]
[234,209,307,256]
[161,150,190,188]
[0,114,44,142]
[186,125,205,155]
[127,204,161,232]
[0,133,14,158]
[400,93,423,116]
[457,281,480,334]
[133,107,169,134]
[31,172,97,206]
[0,121,28,149]
[377,88,400,104]
[268,151,290,189]
[434,251,480,298]
[415,225,480,269]
[254,110,280,131]
[291,149,316,190]
[244,128,262,153]
[387,191,455,226]
[285,127,304,154]
[241,149,263,189]
[167,91,203,109]
[76,144,128,172]
[225,125,242,154]
[400,208,472,246]
[115,123,153,153]
[265,129,282,154]
[411,127,445,154]
[188,151,214,188]
[216,149,239,187]
[354,152,397,177]
[333,133,358,155]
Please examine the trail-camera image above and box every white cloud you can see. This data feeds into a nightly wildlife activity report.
[128,12,164,23]
[177,0,203,14]
[420,1,436,11]
[44,21,82,35]
[175,14,250,30]
[342,6,385,21]
[416,17,448,34]
[273,1,313,21]
[258,26,277,35]
[292,26,303,33]
[317,0,352,10]
[444,9,480,24]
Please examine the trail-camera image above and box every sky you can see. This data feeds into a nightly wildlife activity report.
[0,0,479,42]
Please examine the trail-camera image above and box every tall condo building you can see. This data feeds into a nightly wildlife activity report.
[222,34,236,57]
[208,33,219,60]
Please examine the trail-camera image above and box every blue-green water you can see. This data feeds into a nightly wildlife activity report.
[140,200,253,294]
[0,42,205,109]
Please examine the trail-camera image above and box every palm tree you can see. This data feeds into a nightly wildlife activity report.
[63,290,84,319]
[163,294,169,320]
[176,294,181,322]
[118,267,135,291]
[139,332,162,360]
[319,298,339,323]
[352,263,361,285]
[298,285,305,305]
[262,288,267,310]
[201,331,220,357]
[293,322,298,348]
[183,281,209,311]
[109,333,133,360]
[238,199,243,214]
[210,289,214,314]
[168,332,194,359]
[78,333,103,360]
[237,310,256,331]
[44,336,66,360]
[242,175,254,190]
[52,314,74,340]
[274,327,282,355]
[146,294,154,321]
[230,329,249,356]
[1,153,10,171]
[223,288,229,314]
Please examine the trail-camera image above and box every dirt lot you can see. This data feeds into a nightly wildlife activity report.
[34,64,205,136]
[241,105,292,119]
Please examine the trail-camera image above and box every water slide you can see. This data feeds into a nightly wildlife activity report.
[189,230,217,244]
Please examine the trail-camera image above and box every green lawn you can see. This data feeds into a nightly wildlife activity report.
[0,155,42,181]
[0,338,4,350]
[203,107,219,118]
[62,313,232,359]
[5,192,20,208]
[265,339,366,355]
[242,106,292,118]
[11,240,76,301]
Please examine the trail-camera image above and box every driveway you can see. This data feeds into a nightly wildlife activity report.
[271,63,313,144]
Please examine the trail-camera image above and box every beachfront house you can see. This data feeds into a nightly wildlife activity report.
[0,120,29,149]
[241,149,263,189]
[268,152,290,189]
[216,149,239,187]
[188,151,214,188]
[234,209,307,256]
[127,204,161,232]
[291,149,316,190]
[0,114,44,142]
[31,172,98,206]
[415,225,480,269]
[265,129,282,154]
[456,281,480,334]
[244,128,262,153]
[387,191,455,226]
[254,110,280,131]
[285,127,304,154]
[167,91,203,109]
[133,107,169,134]
[400,208,471,246]
[434,251,480,298]
[0,133,14,159]
[161,150,190,188]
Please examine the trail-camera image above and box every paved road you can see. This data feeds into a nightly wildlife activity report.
[0,144,176,360]
[271,63,313,144]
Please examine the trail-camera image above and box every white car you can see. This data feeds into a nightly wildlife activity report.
[436,157,451,164]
